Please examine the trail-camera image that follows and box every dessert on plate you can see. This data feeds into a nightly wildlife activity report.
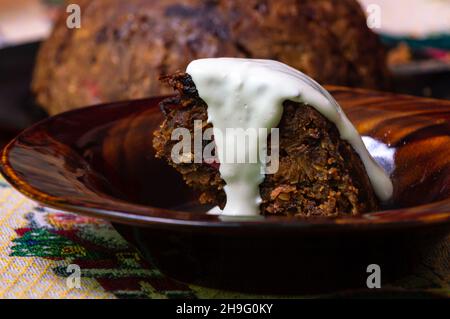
[153,58,393,217]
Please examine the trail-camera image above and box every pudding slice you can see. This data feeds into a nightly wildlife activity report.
[153,59,392,217]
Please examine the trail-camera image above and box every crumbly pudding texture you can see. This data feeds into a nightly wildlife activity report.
[153,72,381,217]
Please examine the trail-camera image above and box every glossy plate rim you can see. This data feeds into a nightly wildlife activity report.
[1,92,450,234]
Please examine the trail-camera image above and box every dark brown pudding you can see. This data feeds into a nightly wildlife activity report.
[153,73,379,217]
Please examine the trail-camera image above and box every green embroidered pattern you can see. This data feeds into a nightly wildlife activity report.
[10,206,195,299]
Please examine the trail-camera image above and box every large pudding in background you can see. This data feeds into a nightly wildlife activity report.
[32,0,390,115]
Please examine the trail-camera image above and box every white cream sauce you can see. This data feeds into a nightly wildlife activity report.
[186,58,393,216]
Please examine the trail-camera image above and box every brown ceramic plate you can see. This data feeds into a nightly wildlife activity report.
[1,87,450,293]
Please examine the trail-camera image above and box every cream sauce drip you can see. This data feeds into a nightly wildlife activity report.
[186,58,393,216]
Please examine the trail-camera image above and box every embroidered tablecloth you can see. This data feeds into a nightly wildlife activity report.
[0,176,449,299]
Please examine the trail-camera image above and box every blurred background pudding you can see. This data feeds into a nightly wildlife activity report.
[32,0,390,115]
